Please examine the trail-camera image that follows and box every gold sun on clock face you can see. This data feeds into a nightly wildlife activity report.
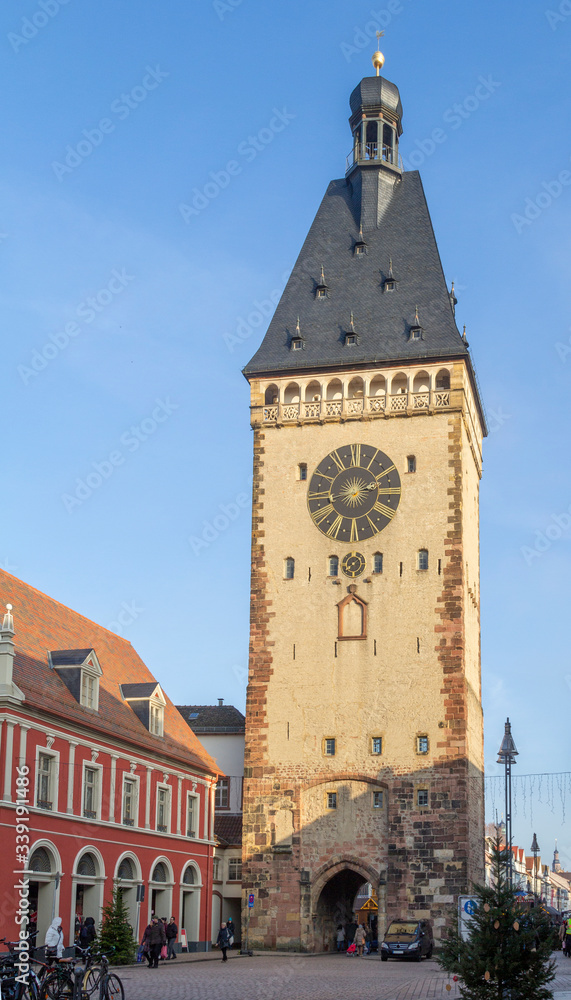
[307,443,401,542]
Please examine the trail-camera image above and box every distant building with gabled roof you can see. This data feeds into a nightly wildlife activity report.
[0,570,221,952]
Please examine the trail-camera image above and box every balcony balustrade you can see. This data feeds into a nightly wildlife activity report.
[261,391,451,423]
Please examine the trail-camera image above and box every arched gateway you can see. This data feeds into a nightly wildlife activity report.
[311,860,379,953]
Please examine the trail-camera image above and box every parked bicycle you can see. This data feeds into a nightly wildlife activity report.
[38,946,123,1000]
[0,937,41,1000]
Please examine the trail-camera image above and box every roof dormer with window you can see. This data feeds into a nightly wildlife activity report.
[121,682,166,737]
[50,648,102,711]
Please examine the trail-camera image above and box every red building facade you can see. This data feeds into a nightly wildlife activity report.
[0,570,220,952]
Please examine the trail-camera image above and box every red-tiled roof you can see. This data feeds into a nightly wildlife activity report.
[215,814,243,847]
[0,570,220,776]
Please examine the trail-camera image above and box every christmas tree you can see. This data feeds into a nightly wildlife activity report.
[98,887,137,965]
[439,837,556,999]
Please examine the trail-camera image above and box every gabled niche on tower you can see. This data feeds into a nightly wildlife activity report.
[337,586,367,641]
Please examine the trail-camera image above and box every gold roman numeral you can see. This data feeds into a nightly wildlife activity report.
[313,503,335,525]
[350,444,361,468]
[374,501,395,519]
[326,515,344,538]
[329,450,345,472]
[375,464,396,481]
[308,491,331,500]
[350,519,359,542]
[366,449,380,470]
[366,515,378,534]
[377,487,401,496]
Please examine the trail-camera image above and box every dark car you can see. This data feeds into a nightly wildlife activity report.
[380,919,433,961]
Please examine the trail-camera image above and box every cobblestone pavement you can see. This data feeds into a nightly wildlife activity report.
[115,951,571,1000]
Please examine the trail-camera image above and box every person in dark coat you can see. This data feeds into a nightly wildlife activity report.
[78,917,97,950]
[226,918,234,945]
[166,917,178,959]
[147,917,166,968]
[216,922,230,962]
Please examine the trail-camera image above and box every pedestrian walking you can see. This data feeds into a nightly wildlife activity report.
[216,922,230,962]
[354,923,367,957]
[226,917,235,947]
[565,914,571,958]
[44,916,64,962]
[336,924,345,952]
[78,916,97,951]
[166,916,178,959]
[146,916,166,968]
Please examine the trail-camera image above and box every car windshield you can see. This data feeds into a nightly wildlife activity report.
[385,922,418,938]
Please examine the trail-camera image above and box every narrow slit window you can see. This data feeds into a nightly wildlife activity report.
[298,463,307,481]
[284,557,295,580]
[373,553,383,575]
[329,555,339,577]
[407,456,416,474]
[438,559,442,575]
[399,562,403,578]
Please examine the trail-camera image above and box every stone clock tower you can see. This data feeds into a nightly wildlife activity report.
[241,55,486,951]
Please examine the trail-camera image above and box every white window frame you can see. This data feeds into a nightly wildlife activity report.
[212,856,221,881]
[214,778,229,810]
[186,792,199,839]
[121,773,140,828]
[323,738,336,757]
[149,700,164,737]
[371,736,383,756]
[417,788,429,808]
[155,783,171,833]
[81,762,102,820]
[416,735,429,755]
[228,857,242,882]
[35,748,59,812]
[80,671,99,710]
[373,791,384,809]
[326,791,337,810]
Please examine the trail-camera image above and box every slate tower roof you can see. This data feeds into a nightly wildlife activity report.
[244,72,482,420]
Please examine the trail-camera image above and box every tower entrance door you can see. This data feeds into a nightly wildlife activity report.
[313,866,370,953]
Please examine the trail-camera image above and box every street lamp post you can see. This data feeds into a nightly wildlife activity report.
[497,718,518,888]
[531,834,540,901]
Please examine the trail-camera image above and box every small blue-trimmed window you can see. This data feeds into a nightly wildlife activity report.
[373,791,383,808]
[418,549,428,571]
[329,556,339,577]
[324,738,336,756]
[371,737,383,755]
[327,791,337,809]
[373,553,383,575]
[417,788,429,807]
[298,463,307,481]
[284,557,295,580]
[417,735,429,755]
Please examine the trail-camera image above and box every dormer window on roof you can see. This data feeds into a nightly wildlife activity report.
[50,648,102,711]
[315,266,329,299]
[353,228,368,256]
[344,313,359,347]
[290,317,305,351]
[121,682,166,737]
[409,306,424,341]
[383,258,398,292]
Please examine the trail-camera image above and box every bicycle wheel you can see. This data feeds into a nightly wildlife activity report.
[82,968,101,997]
[103,974,124,1000]
[40,970,73,999]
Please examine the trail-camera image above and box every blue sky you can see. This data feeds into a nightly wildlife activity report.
[2,0,570,866]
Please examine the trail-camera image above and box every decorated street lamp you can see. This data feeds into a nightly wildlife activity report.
[531,833,540,900]
[497,719,518,887]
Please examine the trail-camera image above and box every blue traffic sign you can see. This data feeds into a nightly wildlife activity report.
[464,900,478,915]
[248,893,255,908]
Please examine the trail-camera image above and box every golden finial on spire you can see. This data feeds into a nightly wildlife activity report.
[372,31,385,76]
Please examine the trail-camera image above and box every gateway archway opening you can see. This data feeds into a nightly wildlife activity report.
[314,868,369,952]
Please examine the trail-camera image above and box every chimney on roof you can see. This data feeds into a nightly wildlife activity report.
[0,604,25,706]
[218,698,224,707]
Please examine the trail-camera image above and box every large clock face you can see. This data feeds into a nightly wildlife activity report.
[307,444,401,541]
